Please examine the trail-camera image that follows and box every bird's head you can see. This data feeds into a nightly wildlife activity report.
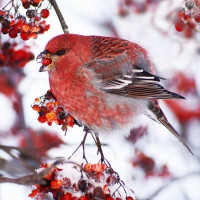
[37,34,79,72]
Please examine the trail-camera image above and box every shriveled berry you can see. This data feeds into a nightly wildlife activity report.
[2,19,10,28]
[63,177,71,188]
[185,1,194,9]
[26,9,37,18]
[78,180,88,192]
[93,187,103,198]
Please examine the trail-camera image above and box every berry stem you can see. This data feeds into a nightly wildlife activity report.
[48,0,69,33]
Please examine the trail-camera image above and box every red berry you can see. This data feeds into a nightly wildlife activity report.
[103,185,110,195]
[63,193,72,200]
[187,22,196,29]
[78,196,87,200]
[16,20,24,29]
[22,23,31,32]
[44,24,50,31]
[1,27,10,34]
[126,197,134,200]
[176,10,184,20]
[105,197,114,200]
[42,58,52,66]
[194,13,200,23]
[50,179,62,189]
[22,2,30,9]
[175,20,185,32]
[0,10,6,17]
[41,9,50,18]
[20,32,29,40]
[38,116,47,123]
[9,30,18,38]
[32,105,41,112]
[31,25,40,32]
[32,0,42,3]
[183,27,194,38]
[29,32,37,39]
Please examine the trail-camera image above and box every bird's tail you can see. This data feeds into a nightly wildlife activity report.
[148,101,193,155]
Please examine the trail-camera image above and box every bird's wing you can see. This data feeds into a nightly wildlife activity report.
[85,36,184,99]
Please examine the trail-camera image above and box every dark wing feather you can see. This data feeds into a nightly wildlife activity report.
[101,67,184,99]
[85,36,184,99]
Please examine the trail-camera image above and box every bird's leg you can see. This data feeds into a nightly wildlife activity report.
[91,132,105,164]
[68,130,88,163]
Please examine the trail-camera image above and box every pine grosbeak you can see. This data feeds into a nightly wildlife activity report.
[38,34,192,154]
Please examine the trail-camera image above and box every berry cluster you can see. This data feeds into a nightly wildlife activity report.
[118,0,161,16]
[29,163,135,200]
[0,0,50,40]
[174,0,200,38]
[0,41,34,68]
[131,151,171,178]
[32,90,75,131]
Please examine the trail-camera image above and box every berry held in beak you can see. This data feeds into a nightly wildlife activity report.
[37,50,52,72]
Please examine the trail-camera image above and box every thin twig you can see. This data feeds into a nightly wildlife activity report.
[49,0,69,33]
[142,171,200,200]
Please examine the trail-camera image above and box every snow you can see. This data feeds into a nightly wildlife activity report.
[0,0,200,199]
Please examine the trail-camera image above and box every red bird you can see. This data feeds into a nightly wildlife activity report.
[38,33,192,154]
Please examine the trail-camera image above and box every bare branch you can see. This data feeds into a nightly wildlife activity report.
[49,0,69,33]
[142,171,200,200]
[0,159,80,185]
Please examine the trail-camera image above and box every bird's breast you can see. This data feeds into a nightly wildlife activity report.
[49,68,136,133]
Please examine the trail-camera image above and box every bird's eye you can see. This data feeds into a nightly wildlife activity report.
[55,49,65,56]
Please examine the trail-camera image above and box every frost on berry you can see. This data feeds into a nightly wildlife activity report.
[29,162,135,200]
[32,90,78,132]
[117,0,162,16]
[0,0,50,40]
[173,1,200,39]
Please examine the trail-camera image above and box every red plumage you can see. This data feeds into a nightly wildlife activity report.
[39,33,192,154]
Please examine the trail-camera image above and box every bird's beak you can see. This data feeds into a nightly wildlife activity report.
[37,50,53,72]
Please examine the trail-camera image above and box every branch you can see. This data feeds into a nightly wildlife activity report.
[142,171,200,200]
[0,159,80,185]
[49,0,69,33]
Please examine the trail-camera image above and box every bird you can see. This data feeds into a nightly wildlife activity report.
[38,33,192,155]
